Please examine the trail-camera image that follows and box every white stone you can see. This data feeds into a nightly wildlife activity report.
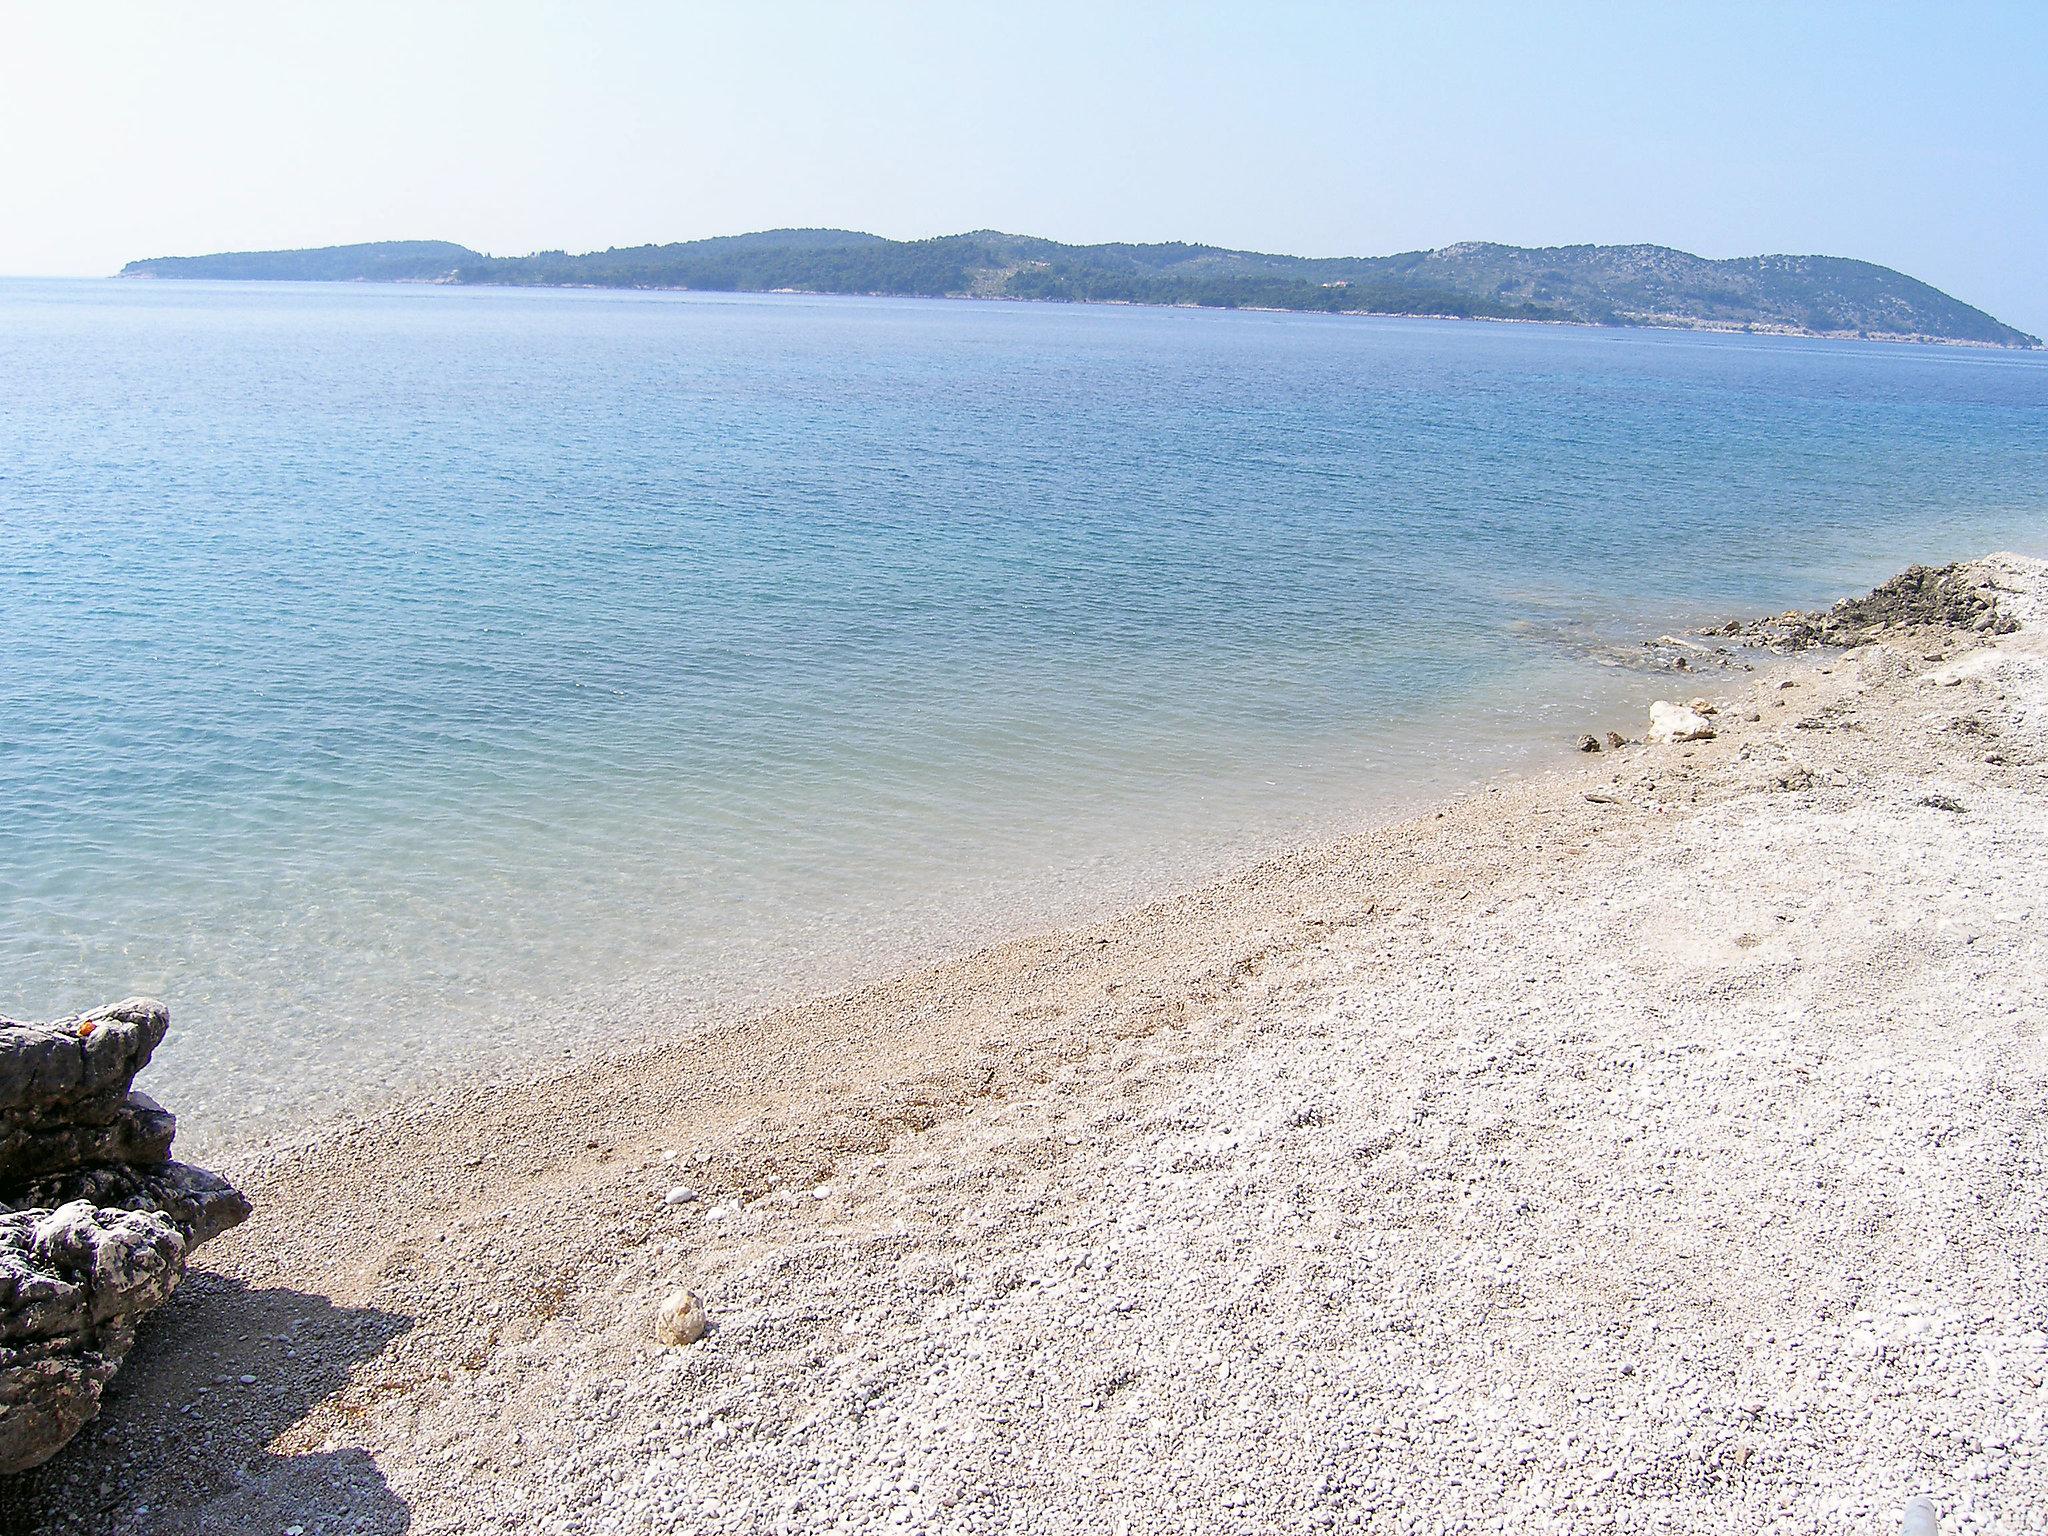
[1647,701,1716,744]
[656,1289,707,1347]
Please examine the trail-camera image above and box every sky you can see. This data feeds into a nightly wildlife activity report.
[4,1,2044,333]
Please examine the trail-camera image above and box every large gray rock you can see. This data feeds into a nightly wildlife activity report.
[0,999,248,1474]
[13,1158,250,1249]
[0,1202,185,1474]
[0,1001,177,1182]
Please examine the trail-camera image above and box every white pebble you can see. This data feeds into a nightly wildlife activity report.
[655,1289,707,1347]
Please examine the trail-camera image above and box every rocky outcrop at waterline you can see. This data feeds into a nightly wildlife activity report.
[1590,561,2025,678]
[1716,562,2020,652]
[0,999,248,1474]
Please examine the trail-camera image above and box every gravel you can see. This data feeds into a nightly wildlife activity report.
[4,554,2043,1535]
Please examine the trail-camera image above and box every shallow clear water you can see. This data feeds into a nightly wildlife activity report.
[2,278,2043,1144]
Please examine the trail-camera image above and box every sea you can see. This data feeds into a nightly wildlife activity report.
[3,277,2043,1146]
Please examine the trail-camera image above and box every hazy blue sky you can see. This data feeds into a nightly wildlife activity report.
[5,1,2044,332]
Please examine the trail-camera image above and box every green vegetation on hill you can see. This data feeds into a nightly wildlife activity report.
[121,240,480,282]
[120,232,2040,347]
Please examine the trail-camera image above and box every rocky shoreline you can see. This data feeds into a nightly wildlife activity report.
[1715,561,2023,652]
[0,1002,247,1475]
[2,553,2042,1533]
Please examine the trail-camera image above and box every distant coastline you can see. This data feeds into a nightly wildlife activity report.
[117,230,2043,349]
[536,283,2047,352]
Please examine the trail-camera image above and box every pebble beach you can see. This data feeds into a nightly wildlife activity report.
[4,553,2044,1535]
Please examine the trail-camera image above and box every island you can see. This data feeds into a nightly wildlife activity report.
[120,229,2040,347]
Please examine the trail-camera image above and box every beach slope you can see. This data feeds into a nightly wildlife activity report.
[6,554,2045,1535]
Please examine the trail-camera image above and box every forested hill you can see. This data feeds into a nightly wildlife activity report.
[120,231,2041,347]
[120,240,482,283]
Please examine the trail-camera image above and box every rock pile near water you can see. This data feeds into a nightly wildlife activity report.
[0,999,249,1474]
[1724,562,2019,651]
[1618,562,2018,682]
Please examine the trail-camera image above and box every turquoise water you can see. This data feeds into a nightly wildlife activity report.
[3,278,2044,1142]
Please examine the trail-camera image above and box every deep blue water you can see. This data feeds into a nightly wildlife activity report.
[2,278,2043,1140]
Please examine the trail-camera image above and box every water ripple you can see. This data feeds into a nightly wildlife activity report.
[1,279,2043,1146]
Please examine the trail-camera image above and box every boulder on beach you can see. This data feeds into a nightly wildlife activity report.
[1647,701,1717,744]
[0,999,249,1474]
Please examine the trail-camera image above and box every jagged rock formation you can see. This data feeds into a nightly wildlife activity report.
[0,999,249,1474]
